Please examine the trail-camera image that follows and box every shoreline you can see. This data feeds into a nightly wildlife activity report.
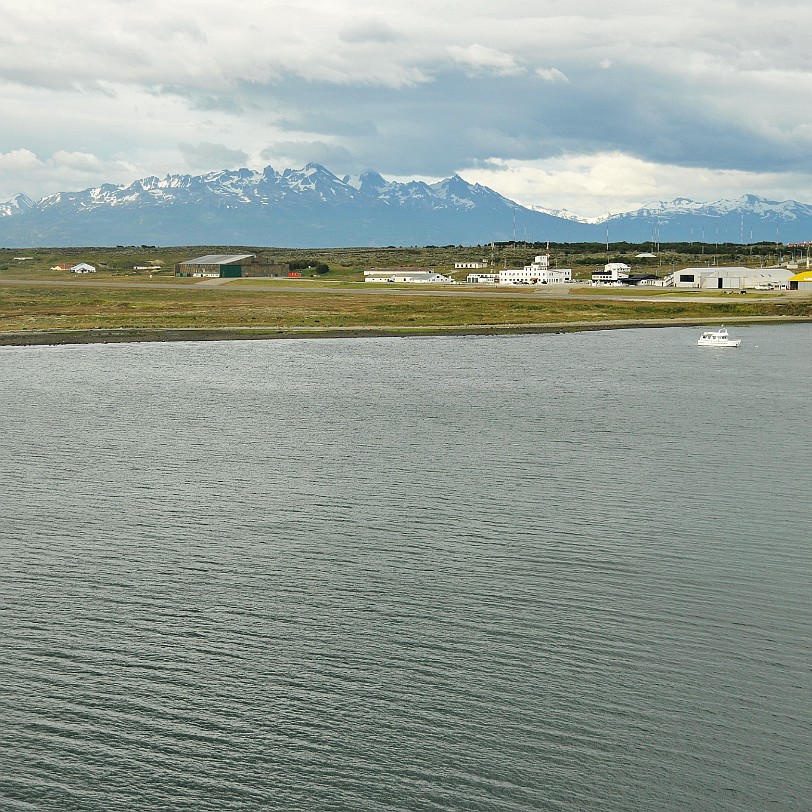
[1,315,810,347]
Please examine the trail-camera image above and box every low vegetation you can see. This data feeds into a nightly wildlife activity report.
[0,240,801,283]
[1,242,809,342]
[1,282,810,335]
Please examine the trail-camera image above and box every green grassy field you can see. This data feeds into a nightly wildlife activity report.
[2,243,809,342]
[1,280,810,335]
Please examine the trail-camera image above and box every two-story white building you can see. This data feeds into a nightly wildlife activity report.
[499,255,572,285]
[591,262,630,285]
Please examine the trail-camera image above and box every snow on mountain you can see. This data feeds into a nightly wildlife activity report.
[604,194,812,222]
[530,205,591,223]
[597,194,812,242]
[3,168,812,247]
[0,193,35,218]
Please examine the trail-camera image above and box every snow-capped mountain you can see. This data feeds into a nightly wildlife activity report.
[0,193,34,218]
[602,195,812,243]
[530,204,593,223]
[0,164,595,247]
[2,167,811,247]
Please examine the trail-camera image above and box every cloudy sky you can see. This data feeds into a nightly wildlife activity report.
[2,0,812,216]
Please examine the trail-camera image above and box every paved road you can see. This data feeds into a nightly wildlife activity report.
[0,277,788,304]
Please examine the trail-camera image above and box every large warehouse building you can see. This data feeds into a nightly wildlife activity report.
[670,267,793,289]
[175,254,290,278]
[788,270,812,290]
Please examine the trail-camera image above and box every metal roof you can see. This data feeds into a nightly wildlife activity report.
[681,267,792,279]
[179,254,254,265]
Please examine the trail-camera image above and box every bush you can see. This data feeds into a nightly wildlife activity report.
[288,259,329,274]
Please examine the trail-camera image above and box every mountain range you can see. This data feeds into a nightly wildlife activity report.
[2,163,811,248]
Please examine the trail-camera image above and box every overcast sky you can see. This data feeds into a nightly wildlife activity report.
[2,0,812,216]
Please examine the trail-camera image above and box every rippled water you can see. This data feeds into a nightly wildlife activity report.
[1,325,810,811]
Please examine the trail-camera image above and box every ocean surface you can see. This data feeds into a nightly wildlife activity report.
[1,324,810,811]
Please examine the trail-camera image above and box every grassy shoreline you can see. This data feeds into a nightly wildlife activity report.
[2,273,810,346]
[2,315,810,347]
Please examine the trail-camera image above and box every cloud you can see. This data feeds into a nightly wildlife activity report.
[0,148,139,201]
[261,141,355,169]
[339,20,401,43]
[4,0,812,214]
[0,148,40,171]
[446,44,524,77]
[51,151,105,171]
[459,153,812,218]
[535,68,569,83]
[179,142,250,171]
[274,112,378,138]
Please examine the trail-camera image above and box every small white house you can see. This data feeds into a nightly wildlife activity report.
[70,263,97,273]
[466,273,499,284]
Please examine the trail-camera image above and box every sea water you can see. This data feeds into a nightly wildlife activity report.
[1,325,810,811]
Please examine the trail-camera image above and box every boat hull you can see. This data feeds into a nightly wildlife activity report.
[697,338,741,347]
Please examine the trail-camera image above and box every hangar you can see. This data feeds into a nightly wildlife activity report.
[788,270,812,291]
[175,254,290,278]
[670,267,793,290]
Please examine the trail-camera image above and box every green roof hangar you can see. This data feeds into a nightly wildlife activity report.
[174,254,290,278]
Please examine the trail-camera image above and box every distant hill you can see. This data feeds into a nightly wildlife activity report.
[600,195,812,244]
[1,164,811,247]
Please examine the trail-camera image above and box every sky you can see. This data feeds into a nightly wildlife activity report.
[2,0,812,217]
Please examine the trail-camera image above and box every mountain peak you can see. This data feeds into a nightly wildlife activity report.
[0,192,35,217]
[357,171,388,195]
[3,163,811,246]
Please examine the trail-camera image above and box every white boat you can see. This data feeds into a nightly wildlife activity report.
[697,326,741,347]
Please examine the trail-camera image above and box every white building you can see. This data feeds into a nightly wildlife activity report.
[499,255,572,285]
[466,273,499,284]
[70,263,97,273]
[591,262,630,285]
[364,270,396,282]
[455,261,488,269]
[391,270,452,284]
[364,269,452,284]
[670,267,793,290]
